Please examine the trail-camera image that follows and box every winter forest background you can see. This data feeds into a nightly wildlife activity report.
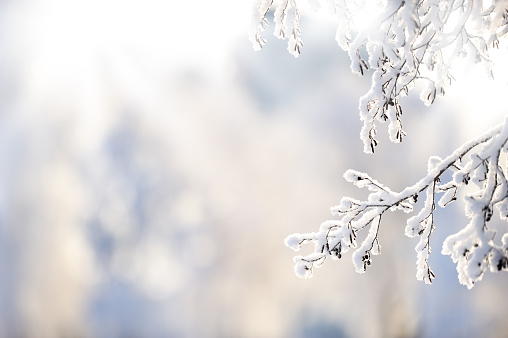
[1,0,508,337]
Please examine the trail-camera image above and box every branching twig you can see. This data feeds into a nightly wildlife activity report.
[286,117,508,288]
[251,0,508,151]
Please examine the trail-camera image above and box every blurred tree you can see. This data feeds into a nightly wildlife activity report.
[251,0,508,288]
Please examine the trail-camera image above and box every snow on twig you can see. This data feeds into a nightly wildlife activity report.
[286,117,508,287]
[251,0,508,152]
[251,0,508,287]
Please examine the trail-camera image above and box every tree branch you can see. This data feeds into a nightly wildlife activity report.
[286,117,508,287]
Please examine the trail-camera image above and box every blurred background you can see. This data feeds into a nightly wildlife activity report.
[0,0,508,337]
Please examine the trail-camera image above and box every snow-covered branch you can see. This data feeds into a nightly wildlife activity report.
[250,0,303,57]
[250,0,508,152]
[285,117,508,287]
[251,0,508,287]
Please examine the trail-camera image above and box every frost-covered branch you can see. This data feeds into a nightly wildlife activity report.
[250,0,508,152]
[285,117,508,288]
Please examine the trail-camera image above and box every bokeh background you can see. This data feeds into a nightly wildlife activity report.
[0,0,508,337]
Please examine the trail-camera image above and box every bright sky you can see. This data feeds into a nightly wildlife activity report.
[3,0,252,83]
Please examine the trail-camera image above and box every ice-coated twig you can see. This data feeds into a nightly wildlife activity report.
[251,0,508,152]
[285,117,508,287]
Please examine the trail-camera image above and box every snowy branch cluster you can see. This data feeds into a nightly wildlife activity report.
[250,0,508,287]
[250,0,508,152]
[286,118,508,288]
[250,0,304,57]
